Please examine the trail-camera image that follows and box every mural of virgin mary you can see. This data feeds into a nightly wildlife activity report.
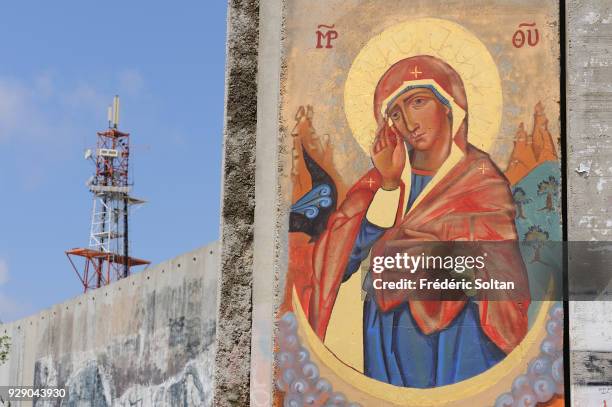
[295,55,531,388]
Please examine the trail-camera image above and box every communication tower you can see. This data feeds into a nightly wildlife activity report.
[66,96,149,292]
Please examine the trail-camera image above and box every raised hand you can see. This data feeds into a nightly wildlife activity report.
[291,106,313,203]
[371,116,405,190]
[291,105,348,204]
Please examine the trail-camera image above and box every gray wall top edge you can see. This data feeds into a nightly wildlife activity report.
[0,241,220,332]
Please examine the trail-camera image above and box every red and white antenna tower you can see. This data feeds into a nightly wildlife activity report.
[66,96,149,292]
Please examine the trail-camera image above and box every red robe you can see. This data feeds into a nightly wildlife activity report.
[304,144,530,355]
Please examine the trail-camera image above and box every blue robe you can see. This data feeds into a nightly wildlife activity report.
[342,172,505,387]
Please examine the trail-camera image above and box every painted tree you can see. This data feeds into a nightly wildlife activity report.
[512,187,532,219]
[537,175,559,212]
[0,334,9,365]
[0,334,9,406]
[524,225,549,263]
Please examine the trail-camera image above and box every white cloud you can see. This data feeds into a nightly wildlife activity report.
[35,72,54,99]
[0,75,99,191]
[0,79,37,140]
[0,70,145,145]
[0,259,8,285]
[0,76,71,143]
[118,69,145,96]
[61,82,108,114]
[0,292,31,323]
[0,260,36,322]
[0,260,25,323]
[0,70,149,193]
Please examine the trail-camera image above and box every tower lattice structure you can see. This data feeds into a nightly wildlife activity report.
[67,96,149,292]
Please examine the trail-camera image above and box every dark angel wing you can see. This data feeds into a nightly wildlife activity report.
[289,148,337,240]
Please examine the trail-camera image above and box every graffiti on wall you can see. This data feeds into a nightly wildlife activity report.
[32,356,210,406]
[276,1,563,406]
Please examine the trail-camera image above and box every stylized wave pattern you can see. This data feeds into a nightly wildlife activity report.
[291,184,333,219]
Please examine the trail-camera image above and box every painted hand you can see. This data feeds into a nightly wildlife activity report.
[291,106,314,203]
[371,118,405,190]
[291,105,348,204]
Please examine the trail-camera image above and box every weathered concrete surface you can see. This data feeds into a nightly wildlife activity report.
[249,0,282,406]
[0,243,219,406]
[213,0,260,406]
[571,350,612,386]
[567,1,612,405]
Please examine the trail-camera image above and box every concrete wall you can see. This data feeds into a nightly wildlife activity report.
[213,1,612,405]
[216,1,567,406]
[2,2,612,406]
[567,2,612,405]
[249,0,282,406]
[213,0,260,406]
[0,242,219,406]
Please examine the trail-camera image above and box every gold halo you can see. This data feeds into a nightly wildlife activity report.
[344,18,502,153]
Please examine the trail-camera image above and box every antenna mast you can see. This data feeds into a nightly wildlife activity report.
[66,96,149,292]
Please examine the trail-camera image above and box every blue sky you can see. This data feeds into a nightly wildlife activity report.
[0,2,228,321]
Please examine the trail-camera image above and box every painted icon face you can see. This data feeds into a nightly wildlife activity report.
[387,88,451,152]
